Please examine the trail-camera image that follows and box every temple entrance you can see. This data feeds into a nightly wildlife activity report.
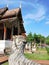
[6,28,11,40]
[13,26,18,35]
[0,23,4,40]
[0,29,4,40]
[0,23,12,40]
[0,26,19,40]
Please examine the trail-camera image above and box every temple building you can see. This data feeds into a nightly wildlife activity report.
[0,7,26,54]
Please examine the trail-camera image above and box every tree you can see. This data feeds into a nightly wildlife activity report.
[26,32,33,43]
[41,36,45,44]
[37,34,41,43]
[45,36,49,45]
[26,32,33,52]
[33,33,37,43]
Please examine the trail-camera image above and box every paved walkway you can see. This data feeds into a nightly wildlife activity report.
[0,55,8,64]
[33,60,49,65]
[0,56,49,65]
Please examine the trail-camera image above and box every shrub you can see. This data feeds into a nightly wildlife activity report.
[46,47,49,55]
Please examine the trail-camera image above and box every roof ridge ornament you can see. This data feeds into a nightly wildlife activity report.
[7,4,8,8]
[20,2,22,8]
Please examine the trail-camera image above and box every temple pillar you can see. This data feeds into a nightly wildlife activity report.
[4,23,6,40]
[18,21,20,35]
[11,25,13,40]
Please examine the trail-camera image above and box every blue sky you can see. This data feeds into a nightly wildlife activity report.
[0,0,49,37]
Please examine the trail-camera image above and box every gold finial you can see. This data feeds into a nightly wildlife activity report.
[7,4,8,7]
[20,2,22,8]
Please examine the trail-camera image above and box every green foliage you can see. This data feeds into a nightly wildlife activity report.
[45,39,49,45]
[45,36,49,45]
[41,36,45,43]
[36,34,41,43]
[26,32,45,44]
[26,32,33,43]
[33,33,37,43]
[46,47,49,54]
[26,32,49,46]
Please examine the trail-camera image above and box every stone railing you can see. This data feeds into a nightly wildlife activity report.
[8,35,41,65]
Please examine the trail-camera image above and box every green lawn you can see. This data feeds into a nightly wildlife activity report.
[24,48,49,60]
[37,47,46,51]
[2,48,49,65]
[24,53,49,60]
[2,62,8,65]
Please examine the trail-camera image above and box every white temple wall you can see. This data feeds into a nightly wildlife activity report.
[0,40,12,54]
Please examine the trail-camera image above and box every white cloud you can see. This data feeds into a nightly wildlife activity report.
[24,20,33,26]
[0,0,14,4]
[45,21,49,24]
[45,17,49,25]
[24,5,46,22]
[0,0,46,23]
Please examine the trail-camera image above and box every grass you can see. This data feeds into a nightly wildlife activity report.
[37,47,46,51]
[24,52,49,60]
[2,48,49,65]
[2,62,8,65]
[24,48,49,60]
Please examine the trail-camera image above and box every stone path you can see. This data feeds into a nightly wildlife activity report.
[0,55,8,64]
[0,56,49,65]
[33,60,49,65]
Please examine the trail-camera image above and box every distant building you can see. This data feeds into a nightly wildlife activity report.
[0,7,26,54]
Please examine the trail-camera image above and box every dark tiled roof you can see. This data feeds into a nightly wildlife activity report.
[0,17,17,23]
[0,7,8,15]
[2,8,20,19]
[0,7,26,33]
[0,7,20,19]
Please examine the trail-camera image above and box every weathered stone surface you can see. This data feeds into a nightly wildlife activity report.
[8,35,41,65]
